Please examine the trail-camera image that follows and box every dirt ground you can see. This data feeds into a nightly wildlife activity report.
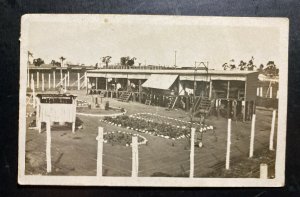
[25,90,277,178]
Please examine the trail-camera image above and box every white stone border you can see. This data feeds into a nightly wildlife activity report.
[103,131,148,146]
[76,107,127,117]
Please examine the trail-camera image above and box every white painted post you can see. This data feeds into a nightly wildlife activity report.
[190,128,195,178]
[42,73,44,91]
[96,127,104,177]
[131,136,138,177]
[64,74,67,91]
[105,78,108,90]
[260,163,268,179]
[249,114,256,158]
[46,121,52,173]
[31,74,33,90]
[30,75,34,90]
[225,119,231,170]
[260,87,263,97]
[48,73,51,89]
[72,122,75,133]
[67,70,70,86]
[31,78,36,107]
[269,110,276,151]
[53,70,56,88]
[257,87,259,96]
[77,73,80,90]
[269,86,273,98]
[37,71,39,89]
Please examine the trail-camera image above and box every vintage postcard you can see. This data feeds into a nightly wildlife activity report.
[18,14,288,187]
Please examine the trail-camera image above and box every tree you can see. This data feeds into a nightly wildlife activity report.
[238,60,247,70]
[264,61,278,76]
[102,56,112,68]
[120,56,136,69]
[120,56,130,66]
[229,59,236,70]
[51,60,61,67]
[246,56,256,71]
[33,58,45,67]
[222,63,229,70]
[127,57,136,67]
[59,56,66,67]
[257,64,264,73]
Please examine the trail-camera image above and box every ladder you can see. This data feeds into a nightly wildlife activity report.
[117,91,131,102]
[193,97,214,117]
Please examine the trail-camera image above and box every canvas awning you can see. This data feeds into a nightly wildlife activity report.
[142,74,178,90]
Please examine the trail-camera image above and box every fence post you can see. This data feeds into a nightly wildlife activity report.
[46,121,52,173]
[48,73,51,89]
[37,99,41,133]
[42,73,44,91]
[260,163,268,179]
[190,128,195,178]
[249,114,256,158]
[132,136,138,177]
[269,110,276,151]
[226,119,231,170]
[37,71,39,89]
[67,70,70,86]
[53,70,56,88]
[96,127,104,177]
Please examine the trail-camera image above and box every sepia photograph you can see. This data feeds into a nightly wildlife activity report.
[18,14,288,187]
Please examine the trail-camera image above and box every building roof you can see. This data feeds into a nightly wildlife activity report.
[29,64,94,70]
[87,68,257,76]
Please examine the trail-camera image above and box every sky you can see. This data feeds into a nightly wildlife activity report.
[27,18,280,70]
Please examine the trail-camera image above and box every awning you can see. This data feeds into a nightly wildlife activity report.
[142,74,178,90]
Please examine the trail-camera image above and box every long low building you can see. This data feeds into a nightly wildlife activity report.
[86,68,259,121]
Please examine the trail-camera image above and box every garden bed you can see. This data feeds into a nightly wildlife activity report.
[103,131,147,146]
[101,114,214,140]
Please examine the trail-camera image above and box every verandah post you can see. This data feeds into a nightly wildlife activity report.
[48,73,51,89]
[42,73,44,91]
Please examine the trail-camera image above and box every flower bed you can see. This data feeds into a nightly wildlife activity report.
[101,114,214,140]
[103,131,147,146]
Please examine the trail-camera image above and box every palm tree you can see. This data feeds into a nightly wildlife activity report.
[102,56,112,68]
[59,56,66,83]
[59,56,66,67]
